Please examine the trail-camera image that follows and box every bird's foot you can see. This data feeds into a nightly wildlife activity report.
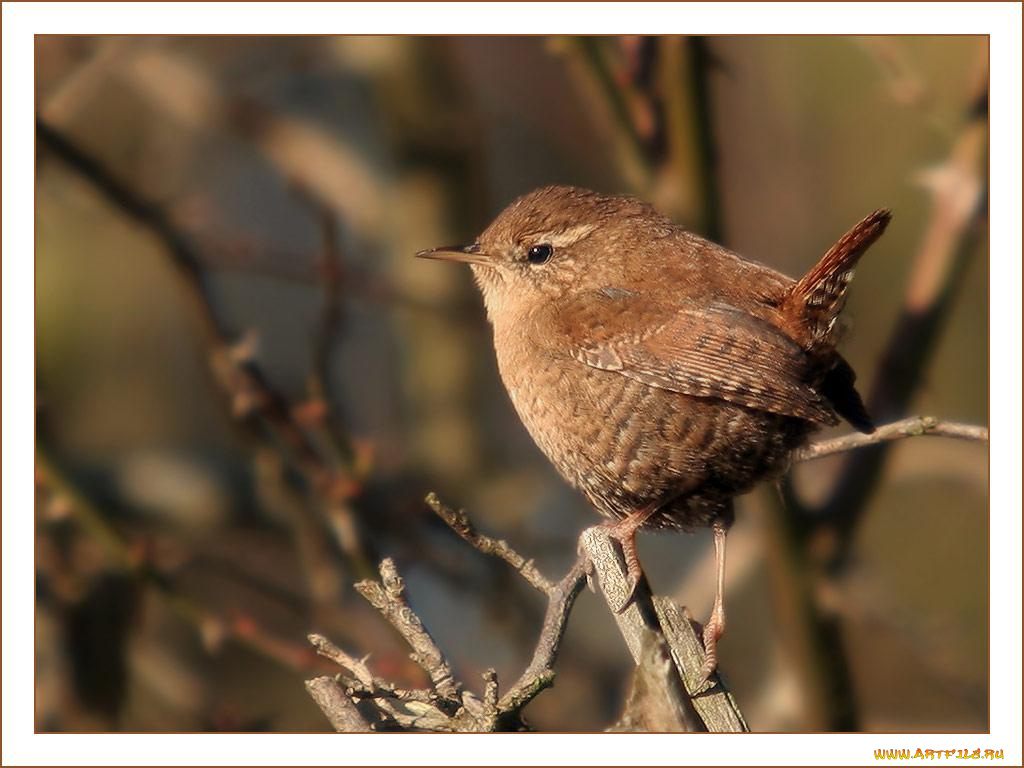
[598,515,649,614]
[578,505,659,612]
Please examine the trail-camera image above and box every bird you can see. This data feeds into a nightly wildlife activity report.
[417,185,890,680]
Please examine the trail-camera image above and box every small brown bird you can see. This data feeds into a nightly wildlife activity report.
[418,185,889,679]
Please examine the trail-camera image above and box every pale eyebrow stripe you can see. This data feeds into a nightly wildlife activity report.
[526,223,599,248]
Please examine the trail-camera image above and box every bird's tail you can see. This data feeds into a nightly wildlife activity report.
[783,208,892,354]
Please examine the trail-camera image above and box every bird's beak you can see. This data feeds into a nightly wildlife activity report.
[415,243,490,266]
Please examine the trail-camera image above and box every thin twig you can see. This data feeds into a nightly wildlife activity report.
[308,633,376,688]
[496,558,588,716]
[354,559,461,704]
[425,492,554,594]
[795,416,988,462]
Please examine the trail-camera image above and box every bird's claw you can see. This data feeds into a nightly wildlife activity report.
[583,558,598,593]
[698,656,718,688]
[611,571,640,613]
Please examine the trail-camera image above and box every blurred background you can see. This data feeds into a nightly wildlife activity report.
[35,36,988,732]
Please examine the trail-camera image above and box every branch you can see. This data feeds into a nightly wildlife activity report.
[496,559,587,715]
[425,492,554,594]
[304,677,370,732]
[353,559,461,704]
[310,513,588,731]
[35,119,331,479]
[579,527,747,732]
[757,53,988,731]
[309,499,747,732]
[36,117,375,631]
[794,416,988,462]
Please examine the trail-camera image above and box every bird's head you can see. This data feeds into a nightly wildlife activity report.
[416,185,670,323]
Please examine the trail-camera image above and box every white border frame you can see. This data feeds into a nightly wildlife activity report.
[4,3,1021,766]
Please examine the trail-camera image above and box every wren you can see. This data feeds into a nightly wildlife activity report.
[417,185,889,679]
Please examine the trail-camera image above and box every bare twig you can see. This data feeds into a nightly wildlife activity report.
[496,558,587,715]
[425,492,554,594]
[304,676,370,732]
[308,633,377,689]
[794,416,989,462]
[310,551,586,731]
[354,559,461,704]
[308,631,436,732]
[424,492,591,718]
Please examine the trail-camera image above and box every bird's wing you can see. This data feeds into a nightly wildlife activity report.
[573,302,838,425]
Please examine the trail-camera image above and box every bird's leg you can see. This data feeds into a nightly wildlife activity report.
[700,517,729,683]
[598,502,661,613]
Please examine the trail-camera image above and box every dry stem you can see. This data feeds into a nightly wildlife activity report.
[795,416,988,462]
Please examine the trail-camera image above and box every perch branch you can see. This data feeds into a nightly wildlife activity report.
[794,416,988,462]
[579,526,747,732]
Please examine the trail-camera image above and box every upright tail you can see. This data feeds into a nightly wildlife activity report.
[783,208,892,353]
[783,208,892,434]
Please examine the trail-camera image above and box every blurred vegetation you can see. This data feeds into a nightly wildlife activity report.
[35,35,987,732]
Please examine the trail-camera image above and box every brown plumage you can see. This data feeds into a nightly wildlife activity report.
[418,185,890,679]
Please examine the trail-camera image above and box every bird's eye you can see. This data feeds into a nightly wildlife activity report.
[527,244,553,265]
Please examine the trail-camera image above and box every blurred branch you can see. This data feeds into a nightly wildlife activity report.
[310,214,346,412]
[794,416,988,462]
[801,76,989,555]
[555,37,655,194]
[556,36,721,235]
[36,118,368,629]
[658,36,721,238]
[763,57,988,731]
[35,448,324,675]
[36,119,321,475]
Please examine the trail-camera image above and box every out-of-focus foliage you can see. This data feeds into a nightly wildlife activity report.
[35,36,988,732]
